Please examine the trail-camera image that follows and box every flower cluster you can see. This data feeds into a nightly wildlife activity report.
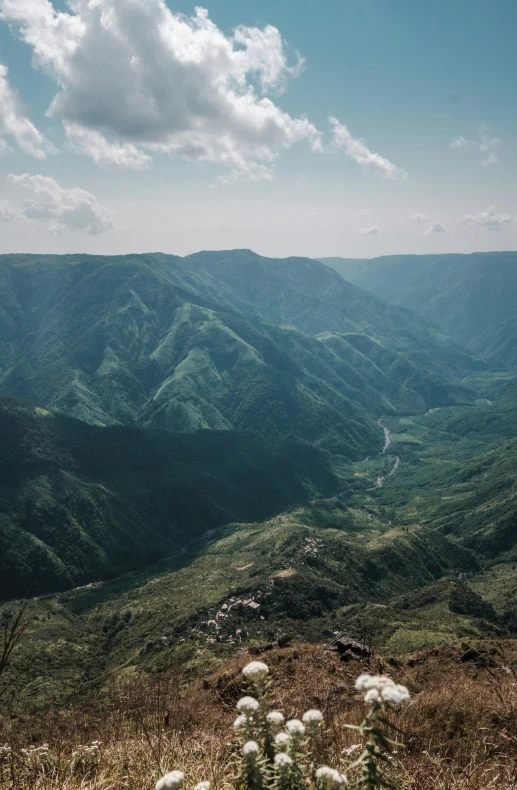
[20,744,53,772]
[70,740,102,772]
[315,765,347,789]
[355,674,410,706]
[154,662,410,790]
[156,770,185,790]
[155,770,211,790]
[0,744,11,764]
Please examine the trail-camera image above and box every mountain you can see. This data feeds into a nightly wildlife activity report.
[0,253,480,463]
[320,252,517,367]
[317,257,369,281]
[1,494,480,710]
[0,396,345,598]
[369,407,517,562]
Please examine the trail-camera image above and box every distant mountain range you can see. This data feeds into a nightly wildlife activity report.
[0,252,480,463]
[319,252,517,368]
[0,249,489,597]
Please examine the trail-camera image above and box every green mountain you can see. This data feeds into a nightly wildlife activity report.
[0,252,480,464]
[365,408,517,562]
[0,396,344,598]
[320,252,517,367]
[1,495,481,711]
[1,250,513,713]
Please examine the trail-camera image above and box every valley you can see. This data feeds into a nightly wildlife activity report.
[1,249,516,730]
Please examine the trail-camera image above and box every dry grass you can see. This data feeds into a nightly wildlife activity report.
[1,640,517,790]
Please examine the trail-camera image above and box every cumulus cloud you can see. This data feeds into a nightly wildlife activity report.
[0,0,405,181]
[481,152,499,166]
[410,213,428,222]
[423,221,446,235]
[8,173,113,234]
[65,123,152,170]
[450,136,469,149]
[0,0,321,180]
[330,118,406,179]
[0,61,54,158]
[359,226,380,236]
[460,206,515,231]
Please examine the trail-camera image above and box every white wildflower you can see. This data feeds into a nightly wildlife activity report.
[379,683,410,704]
[341,744,361,757]
[236,696,260,713]
[267,711,285,725]
[156,770,185,790]
[315,766,347,787]
[243,740,260,757]
[194,782,211,790]
[302,709,323,725]
[233,715,247,730]
[0,744,12,763]
[274,732,291,750]
[242,661,269,682]
[355,673,410,705]
[286,719,305,736]
[274,752,293,769]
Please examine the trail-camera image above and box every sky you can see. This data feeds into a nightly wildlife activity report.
[0,0,516,259]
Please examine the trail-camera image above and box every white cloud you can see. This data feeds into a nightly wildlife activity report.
[460,206,515,231]
[450,136,469,148]
[450,128,502,165]
[329,118,406,179]
[481,151,499,166]
[479,134,501,152]
[423,221,446,235]
[0,199,17,222]
[410,212,427,222]
[64,123,152,170]
[0,0,406,182]
[0,0,320,180]
[359,226,380,236]
[8,173,113,235]
[0,61,54,158]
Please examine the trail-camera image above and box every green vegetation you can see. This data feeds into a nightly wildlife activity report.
[0,396,346,597]
[1,249,516,729]
[323,251,517,367]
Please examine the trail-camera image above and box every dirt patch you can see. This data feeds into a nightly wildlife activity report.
[235,563,254,571]
[273,568,297,579]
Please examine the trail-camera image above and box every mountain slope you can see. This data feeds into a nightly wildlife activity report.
[321,252,517,366]
[367,409,517,562]
[0,396,345,598]
[0,254,384,458]
[1,499,480,710]
[0,253,480,460]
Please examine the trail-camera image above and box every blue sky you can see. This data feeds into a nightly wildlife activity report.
[0,0,516,257]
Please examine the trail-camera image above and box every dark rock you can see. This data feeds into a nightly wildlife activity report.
[202,679,210,690]
[277,633,292,647]
[249,642,274,655]
[340,649,359,663]
[460,647,486,663]
[407,655,427,667]
[291,649,301,659]
[336,639,372,657]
